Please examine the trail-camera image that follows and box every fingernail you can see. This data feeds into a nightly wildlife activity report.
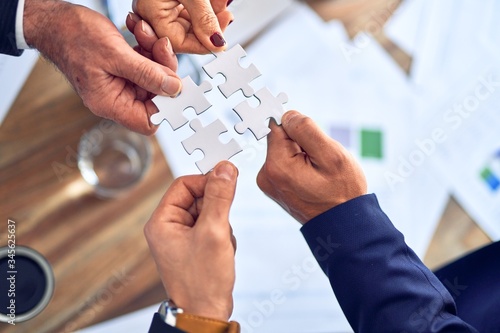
[162,77,182,97]
[210,32,226,47]
[141,21,155,36]
[283,111,299,126]
[128,12,140,23]
[164,37,174,55]
[228,20,234,26]
[227,0,233,6]
[215,163,236,181]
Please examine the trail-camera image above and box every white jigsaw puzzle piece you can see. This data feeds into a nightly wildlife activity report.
[181,118,243,174]
[150,76,213,129]
[202,44,262,98]
[233,88,288,140]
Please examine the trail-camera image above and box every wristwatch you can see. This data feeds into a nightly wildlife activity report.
[158,299,184,327]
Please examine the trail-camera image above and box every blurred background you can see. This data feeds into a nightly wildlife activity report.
[0,0,498,332]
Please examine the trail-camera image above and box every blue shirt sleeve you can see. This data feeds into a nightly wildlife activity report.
[0,0,24,56]
[300,194,478,333]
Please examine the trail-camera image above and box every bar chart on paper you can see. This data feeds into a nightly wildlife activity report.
[480,150,500,192]
[329,125,384,160]
[429,79,500,240]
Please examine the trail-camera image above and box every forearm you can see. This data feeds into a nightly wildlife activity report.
[23,0,75,68]
[24,0,62,48]
[301,194,478,333]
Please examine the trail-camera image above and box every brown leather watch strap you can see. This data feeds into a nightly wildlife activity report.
[176,313,240,333]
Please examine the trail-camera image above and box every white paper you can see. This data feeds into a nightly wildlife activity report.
[384,0,425,57]
[406,0,500,239]
[420,63,500,239]
[224,0,294,48]
[67,0,107,14]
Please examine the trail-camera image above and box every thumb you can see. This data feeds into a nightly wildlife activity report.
[118,48,182,97]
[198,162,238,227]
[281,110,339,161]
[181,0,227,52]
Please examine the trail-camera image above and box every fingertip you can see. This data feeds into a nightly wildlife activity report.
[164,37,174,55]
[128,11,140,23]
[133,20,157,52]
[161,76,182,97]
[140,20,155,37]
[209,31,227,50]
[152,37,178,71]
[213,161,238,181]
[126,12,140,33]
[282,110,301,127]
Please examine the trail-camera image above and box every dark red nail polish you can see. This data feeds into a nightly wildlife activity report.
[227,0,233,7]
[210,32,226,47]
[228,20,234,26]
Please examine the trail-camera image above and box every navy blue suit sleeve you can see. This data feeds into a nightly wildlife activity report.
[0,0,24,56]
[300,194,478,333]
[148,313,186,333]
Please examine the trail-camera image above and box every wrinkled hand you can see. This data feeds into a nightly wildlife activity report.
[132,0,234,54]
[144,162,238,321]
[23,0,181,135]
[126,13,179,74]
[257,111,368,224]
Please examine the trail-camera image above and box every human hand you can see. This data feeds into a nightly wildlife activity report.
[23,0,182,135]
[257,111,368,224]
[132,0,234,54]
[144,162,238,321]
[126,13,178,70]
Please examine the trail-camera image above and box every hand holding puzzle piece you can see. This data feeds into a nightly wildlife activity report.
[151,44,288,174]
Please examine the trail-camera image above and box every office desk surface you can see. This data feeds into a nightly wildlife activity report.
[0,58,173,333]
[0,1,491,332]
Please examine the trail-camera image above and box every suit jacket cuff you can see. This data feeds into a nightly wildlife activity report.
[0,0,23,56]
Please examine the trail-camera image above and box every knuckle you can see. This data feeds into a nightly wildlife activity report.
[133,60,157,88]
[204,225,230,245]
[198,11,217,30]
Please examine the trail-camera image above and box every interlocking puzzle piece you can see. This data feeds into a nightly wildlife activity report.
[181,118,243,174]
[233,88,288,140]
[202,44,261,98]
[150,76,213,129]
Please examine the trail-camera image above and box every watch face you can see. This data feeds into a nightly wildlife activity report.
[159,300,183,326]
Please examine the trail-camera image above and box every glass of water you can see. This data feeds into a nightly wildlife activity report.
[77,120,152,199]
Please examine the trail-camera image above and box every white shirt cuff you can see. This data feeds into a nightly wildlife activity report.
[16,0,30,49]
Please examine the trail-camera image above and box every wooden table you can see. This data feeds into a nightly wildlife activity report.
[0,59,173,333]
[0,1,492,332]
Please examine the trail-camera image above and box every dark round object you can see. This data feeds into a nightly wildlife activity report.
[0,246,54,323]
